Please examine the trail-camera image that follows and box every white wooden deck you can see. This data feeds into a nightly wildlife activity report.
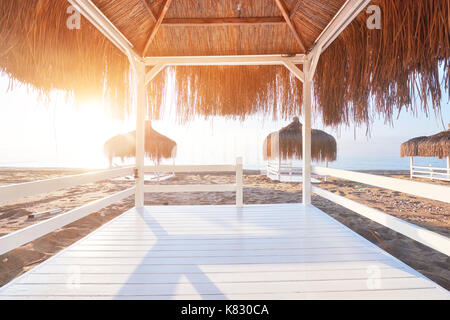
[0,204,448,300]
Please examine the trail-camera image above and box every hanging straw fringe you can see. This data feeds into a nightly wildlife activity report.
[0,0,448,127]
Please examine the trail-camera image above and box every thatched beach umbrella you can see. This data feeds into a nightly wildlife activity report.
[400,136,430,158]
[0,1,448,126]
[104,121,177,167]
[263,117,337,162]
[401,127,450,160]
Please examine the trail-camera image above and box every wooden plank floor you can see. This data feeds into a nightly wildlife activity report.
[0,204,448,299]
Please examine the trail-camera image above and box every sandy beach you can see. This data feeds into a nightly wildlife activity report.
[0,169,448,290]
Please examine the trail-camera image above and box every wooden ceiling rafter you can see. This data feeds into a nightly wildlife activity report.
[274,0,306,52]
[143,0,173,56]
[161,17,286,27]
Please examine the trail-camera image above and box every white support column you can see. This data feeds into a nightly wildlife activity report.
[302,59,312,205]
[236,157,243,208]
[133,60,146,208]
[410,157,414,179]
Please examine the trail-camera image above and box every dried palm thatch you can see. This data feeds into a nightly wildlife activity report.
[0,0,448,126]
[401,129,450,159]
[263,117,337,162]
[400,136,428,158]
[104,121,177,166]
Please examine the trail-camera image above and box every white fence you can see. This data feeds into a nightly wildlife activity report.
[0,167,135,256]
[410,165,450,181]
[0,159,244,256]
[311,166,450,256]
[267,160,327,182]
[144,157,244,208]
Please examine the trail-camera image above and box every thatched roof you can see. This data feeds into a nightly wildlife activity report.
[263,117,337,162]
[1,1,449,126]
[104,121,177,164]
[401,129,450,159]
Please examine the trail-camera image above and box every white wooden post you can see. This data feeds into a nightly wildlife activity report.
[236,157,243,208]
[302,59,312,205]
[324,159,328,182]
[133,60,146,208]
[447,125,450,180]
[410,157,414,179]
[277,156,281,181]
[447,156,449,176]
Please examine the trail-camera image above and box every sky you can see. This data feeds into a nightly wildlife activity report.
[0,74,448,170]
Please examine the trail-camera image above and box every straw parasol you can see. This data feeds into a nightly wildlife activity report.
[401,128,450,160]
[104,121,177,166]
[263,117,337,162]
[0,1,448,126]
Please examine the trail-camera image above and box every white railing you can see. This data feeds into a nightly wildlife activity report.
[267,160,328,182]
[0,167,135,256]
[0,166,134,203]
[411,165,450,181]
[311,166,450,256]
[144,157,244,208]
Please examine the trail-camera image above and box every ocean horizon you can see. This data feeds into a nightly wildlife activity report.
[0,155,446,172]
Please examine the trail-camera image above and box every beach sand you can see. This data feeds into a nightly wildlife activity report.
[0,169,449,290]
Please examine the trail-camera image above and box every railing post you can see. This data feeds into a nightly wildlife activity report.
[447,156,450,178]
[236,157,243,208]
[132,59,146,208]
[302,58,312,205]
[410,157,413,179]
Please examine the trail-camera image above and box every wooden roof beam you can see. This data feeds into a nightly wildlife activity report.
[161,17,286,27]
[313,0,371,53]
[143,0,173,56]
[144,54,306,66]
[67,0,139,60]
[274,0,306,52]
[306,0,370,80]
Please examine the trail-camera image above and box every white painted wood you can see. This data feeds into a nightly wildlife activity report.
[307,44,323,81]
[236,157,243,207]
[0,167,133,203]
[144,184,237,193]
[312,186,450,256]
[144,54,305,66]
[281,60,305,82]
[144,164,236,173]
[302,59,312,205]
[31,260,409,277]
[1,204,447,299]
[313,0,371,52]
[17,267,414,284]
[145,63,165,85]
[411,165,450,171]
[266,161,321,183]
[67,0,138,59]
[410,165,450,181]
[60,247,379,258]
[133,60,146,208]
[0,187,135,256]
[311,166,450,203]
[2,288,445,300]
[410,156,414,179]
[144,160,242,207]
[0,278,439,297]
